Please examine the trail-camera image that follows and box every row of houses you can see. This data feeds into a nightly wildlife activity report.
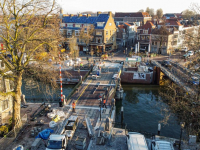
[60,10,200,55]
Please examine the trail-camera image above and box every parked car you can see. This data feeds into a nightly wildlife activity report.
[187,51,194,56]
[161,60,172,68]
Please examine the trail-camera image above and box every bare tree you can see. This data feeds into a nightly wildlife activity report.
[182,9,195,20]
[145,7,155,16]
[79,25,94,53]
[0,0,61,127]
[156,8,163,19]
[68,34,79,59]
[151,26,171,54]
[138,9,144,12]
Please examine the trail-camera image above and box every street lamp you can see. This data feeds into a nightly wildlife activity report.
[179,122,185,150]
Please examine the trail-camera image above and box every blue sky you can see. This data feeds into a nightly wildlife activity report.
[57,0,199,14]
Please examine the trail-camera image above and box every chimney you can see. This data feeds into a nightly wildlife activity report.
[87,14,91,18]
[78,14,82,17]
[97,11,101,16]
[108,11,112,17]
[70,14,74,18]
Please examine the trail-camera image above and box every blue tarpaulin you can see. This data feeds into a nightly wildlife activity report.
[35,128,54,140]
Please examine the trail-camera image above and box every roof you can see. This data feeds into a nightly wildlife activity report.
[49,134,65,141]
[137,21,155,34]
[62,14,109,29]
[115,12,150,17]
[155,141,174,150]
[128,132,148,150]
[158,19,182,26]
[163,13,177,18]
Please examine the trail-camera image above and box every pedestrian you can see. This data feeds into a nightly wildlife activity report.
[103,98,106,108]
[72,101,76,112]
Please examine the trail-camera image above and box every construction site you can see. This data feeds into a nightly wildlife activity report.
[1,60,128,150]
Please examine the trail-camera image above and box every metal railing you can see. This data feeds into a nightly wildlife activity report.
[151,60,196,95]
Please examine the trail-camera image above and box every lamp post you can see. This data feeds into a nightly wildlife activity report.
[179,122,185,150]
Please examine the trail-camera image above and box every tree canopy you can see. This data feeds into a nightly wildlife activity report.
[0,0,61,127]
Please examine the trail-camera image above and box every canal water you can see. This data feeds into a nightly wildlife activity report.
[115,84,182,139]
[22,81,182,139]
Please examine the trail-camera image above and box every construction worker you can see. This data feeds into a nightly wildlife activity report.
[72,101,76,112]
[103,98,106,108]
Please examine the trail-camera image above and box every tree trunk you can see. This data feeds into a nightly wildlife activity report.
[12,72,23,128]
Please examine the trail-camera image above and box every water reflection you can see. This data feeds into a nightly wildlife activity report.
[115,84,182,139]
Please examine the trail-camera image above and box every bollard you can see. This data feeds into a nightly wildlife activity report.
[80,75,82,83]
[121,106,124,127]
[158,123,161,135]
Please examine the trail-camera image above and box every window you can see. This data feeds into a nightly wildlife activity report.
[117,29,119,32]
[9,80,14,91]
[146,36,149,40]
[75,30,79,36]
[109,23,112,26]
[106,31,108,35]
[113,37,115,42]
[67,24,73,27]
[141,36,145,40]
[75,24,81,28]
[67,30,72,35]
[106,38,108,42]
[2,99,9,111]
[97,22,104,27]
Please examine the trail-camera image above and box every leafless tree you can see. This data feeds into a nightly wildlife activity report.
[0,0,61,128]
[156,8,163,19]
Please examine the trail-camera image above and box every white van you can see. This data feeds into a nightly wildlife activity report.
[127,132,148,150]
[151,140,174,150]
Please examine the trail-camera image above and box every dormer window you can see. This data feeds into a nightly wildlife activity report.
[97,22,105,27]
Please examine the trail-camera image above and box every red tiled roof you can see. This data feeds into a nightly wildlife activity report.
[115,12,150,17]
[137,21,155,34]
[158,19,182,26]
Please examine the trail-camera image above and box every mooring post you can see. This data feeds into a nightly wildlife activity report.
[158,123,161,136]
[121,106,124,127]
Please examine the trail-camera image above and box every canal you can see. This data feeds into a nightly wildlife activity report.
[22,81,182,139]
[115,84,181,139]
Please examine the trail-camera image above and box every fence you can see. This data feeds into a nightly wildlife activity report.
[0,114,28,150]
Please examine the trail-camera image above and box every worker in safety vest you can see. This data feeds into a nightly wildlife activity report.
[103,99,106,108]
[72,102,76,112]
